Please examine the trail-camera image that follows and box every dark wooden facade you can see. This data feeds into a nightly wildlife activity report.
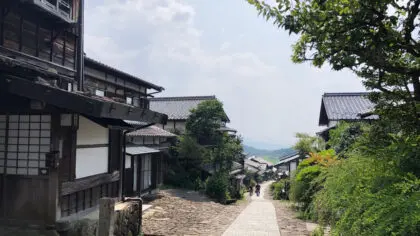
[0,0,167,228]
[0,0,78,90]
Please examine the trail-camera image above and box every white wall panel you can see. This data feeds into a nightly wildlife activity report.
[76,147,108,179]
[174,121,186,132]
[164,121,174,131]
[290,161,297,172]
[77,116,108,145]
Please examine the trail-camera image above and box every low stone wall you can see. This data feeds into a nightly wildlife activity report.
[113,199,142,236]
[57,198,143,236]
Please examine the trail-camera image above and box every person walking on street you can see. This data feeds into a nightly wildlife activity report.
[255,183,261,197]
[249,185,253,196]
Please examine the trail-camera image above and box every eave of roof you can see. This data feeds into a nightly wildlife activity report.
[275,154,301,166]
[149,95,216,101]
[125,146,160,156]
[218,126,237,133]
[127,125,176,138]
[0,74,168,124]
[84,57,164,92]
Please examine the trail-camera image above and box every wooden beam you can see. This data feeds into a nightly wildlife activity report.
[0,7,4,46]
[62,31,66,66]
[18,15,22,52]
[35,23,39,57]
[47,112,61,224]
[76,144,108,149]
[0,45,76,77]
[61,171,120,196]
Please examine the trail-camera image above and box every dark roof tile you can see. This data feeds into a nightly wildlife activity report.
[149,96,217,120]
[127,125,176,137]
[319,92,378,125]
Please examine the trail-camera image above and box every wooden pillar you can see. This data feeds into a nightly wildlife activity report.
[137,155,142,195]
[47,113,61,225]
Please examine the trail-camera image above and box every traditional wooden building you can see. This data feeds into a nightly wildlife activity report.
[150,96,232,134]
[273,152,302,176]
[0,0,167,229]
[317,92,378,140]
[124,126,176,196]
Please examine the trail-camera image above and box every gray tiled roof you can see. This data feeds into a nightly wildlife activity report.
[250,157,272,166]
[127,125,176,137]
[149,96,217,120]
[245,159,266,170]
[319,92,378,126]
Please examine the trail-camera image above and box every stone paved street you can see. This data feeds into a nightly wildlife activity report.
[142,189,249,236]
[222,182,281,236]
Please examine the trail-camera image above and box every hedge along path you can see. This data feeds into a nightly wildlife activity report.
[222,181,281,236]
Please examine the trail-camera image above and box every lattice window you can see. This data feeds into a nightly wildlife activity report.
[0,115,51,175]
[0,116,6,174]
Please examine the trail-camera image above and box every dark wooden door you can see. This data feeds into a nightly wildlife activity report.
[124,155,134,196]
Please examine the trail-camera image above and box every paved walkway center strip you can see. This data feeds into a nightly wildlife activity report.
[222,182,281,236]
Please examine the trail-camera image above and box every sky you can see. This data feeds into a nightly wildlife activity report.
[84,0,366,150]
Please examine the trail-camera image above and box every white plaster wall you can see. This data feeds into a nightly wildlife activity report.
[328,120,338,128]
[174,121,186,132]
[76,147,108,179]
[125,155,131,169]
[75,116,109,179]
[290,161,297,172]
[77,116,108,145]
[163,121,174,131]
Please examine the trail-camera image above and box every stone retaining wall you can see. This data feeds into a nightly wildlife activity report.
[57,198,143,236]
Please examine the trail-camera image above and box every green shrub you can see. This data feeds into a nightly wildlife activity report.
[289,164,323,218]
[271,179,290,200]
[314,151,420,235]
[205,172,230,203]
[311,226,324,236]
[288,149,337,220]
[194,177,205,191]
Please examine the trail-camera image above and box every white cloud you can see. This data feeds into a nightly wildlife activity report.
[84,0,365,147]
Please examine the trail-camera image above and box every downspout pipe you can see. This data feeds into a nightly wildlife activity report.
[121,123,155,202]
[76,0,84,91]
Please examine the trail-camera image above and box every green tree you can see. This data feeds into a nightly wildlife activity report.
[327,121,368,157]
[186,100,228,145]
[176,135,206,171]
[211,134,244,171]
[169,99,244,196]
[247,0,420,133]
[293,133,325,157]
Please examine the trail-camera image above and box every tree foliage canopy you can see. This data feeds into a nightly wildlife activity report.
[186,99,227,145]
[293,133,326,156]
[248,0,420,131]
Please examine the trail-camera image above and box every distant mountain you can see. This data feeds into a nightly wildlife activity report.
[243,145,296,163]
